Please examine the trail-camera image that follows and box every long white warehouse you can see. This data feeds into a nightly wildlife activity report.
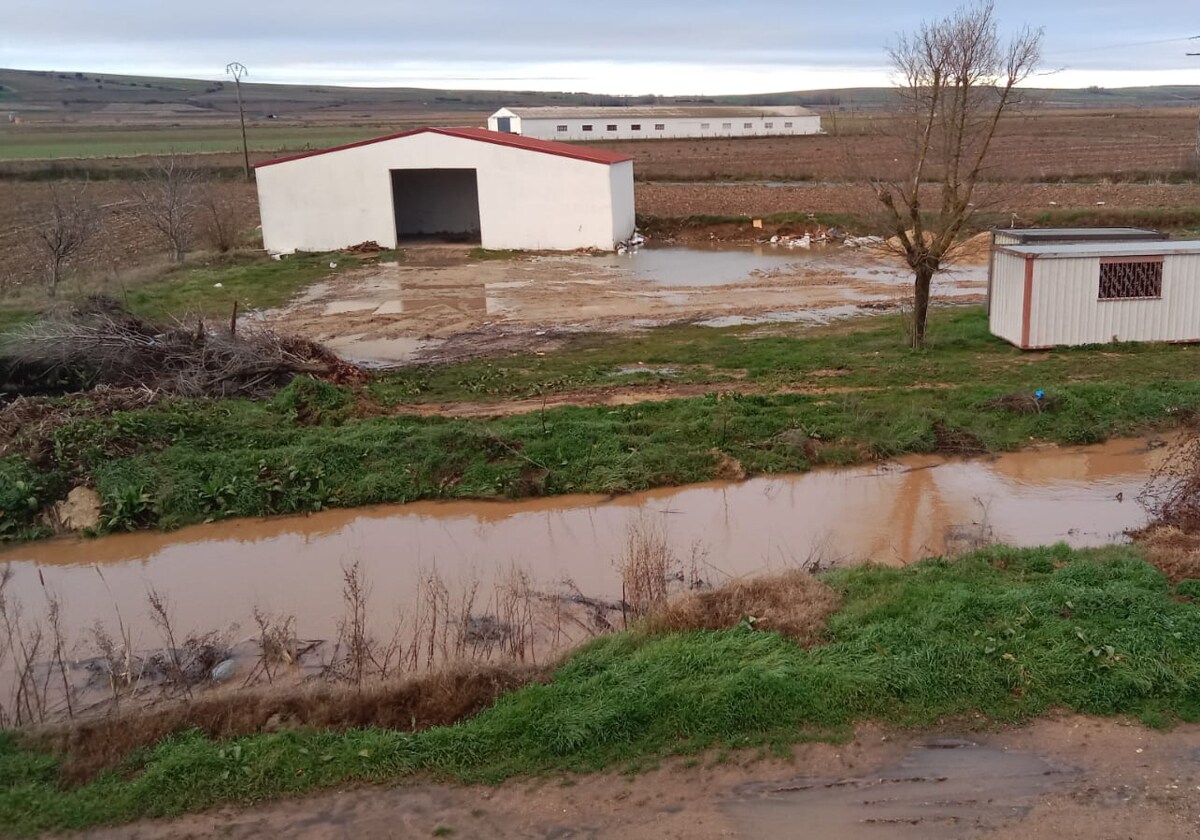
[255,127,636,253]
[488,106,821,141]
[989,239,1200,349]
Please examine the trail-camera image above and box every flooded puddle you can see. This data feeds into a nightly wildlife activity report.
[267,245,986,364]
[725,740,1079,838]
[0,437,1165,649]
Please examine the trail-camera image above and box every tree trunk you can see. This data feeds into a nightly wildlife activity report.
[911,265,934,349]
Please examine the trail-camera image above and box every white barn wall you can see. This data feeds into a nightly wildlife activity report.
[1028,254,1200,347]
[989,250,1028,346]
[257,131,633,253]
[609,160,636,243]
[514,116,821,141]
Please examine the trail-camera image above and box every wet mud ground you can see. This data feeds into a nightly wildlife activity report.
[78,717,1200,839]
[264,243,987,364]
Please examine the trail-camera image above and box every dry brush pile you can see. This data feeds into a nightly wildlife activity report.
[1135,422,1200,586]
[1,295,354,400]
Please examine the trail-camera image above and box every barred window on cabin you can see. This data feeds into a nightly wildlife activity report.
[556,125,568,132]
[722,122,732,129]
[582,124,593,132]
[700,123,710,130]
[743,122,752,129]
[1099,260,1163,300]
[606,124,618,131]
[654,123,665,130]
[630,124,641,131]
[784,121,794,128]
[764,122,774,129]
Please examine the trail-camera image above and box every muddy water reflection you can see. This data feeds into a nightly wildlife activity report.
[1,438,1165,644]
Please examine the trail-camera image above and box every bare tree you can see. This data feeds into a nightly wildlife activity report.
[875,1,1042,348]
[129,156,200,263]
[33,183,99,294]
[197,182,246,253]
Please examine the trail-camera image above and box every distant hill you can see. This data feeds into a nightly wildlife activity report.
[3,67,1198,126]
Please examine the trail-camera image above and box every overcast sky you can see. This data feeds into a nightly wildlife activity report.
[3,1,1198,93]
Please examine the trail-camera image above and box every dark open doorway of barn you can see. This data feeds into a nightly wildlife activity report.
[391,169,481,243]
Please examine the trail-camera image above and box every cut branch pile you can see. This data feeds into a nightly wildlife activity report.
[1,296,360,399]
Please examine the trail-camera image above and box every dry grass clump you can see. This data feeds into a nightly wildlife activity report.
[641,569,841,647]
[32,663,546,786]
[1130,524,1200,585]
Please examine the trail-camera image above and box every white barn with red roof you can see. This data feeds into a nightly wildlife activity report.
[254,127,636,253]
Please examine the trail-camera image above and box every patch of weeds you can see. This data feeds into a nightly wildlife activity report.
[1176,580,1200,600]
[468,248,522,261]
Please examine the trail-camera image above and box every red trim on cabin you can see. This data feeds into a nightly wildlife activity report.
[1020,256,1035,350]
[1099,255,1165,265]
[255,127,634,168]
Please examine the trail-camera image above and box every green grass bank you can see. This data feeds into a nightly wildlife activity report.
[3,308,1200,539]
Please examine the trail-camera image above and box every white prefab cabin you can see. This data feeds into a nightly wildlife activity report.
[254,127,636,253]
[487,106,821,141]
[989,240,1200,349]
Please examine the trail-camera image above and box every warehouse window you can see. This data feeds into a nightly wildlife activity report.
[606,124,618,131]
[722,122,732,129]
[630,124,641,131]
[784,121,794,128]
[700,122,710,130]
[655,123,665,130]
[744,122,752,129]
[1099,259,1163,300]
[582,124,593,132]
[764,122,774,129]
[556,125,568,132]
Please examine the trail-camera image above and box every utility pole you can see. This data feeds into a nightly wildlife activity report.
[226,62,250,180]
[1189,36,1200,172]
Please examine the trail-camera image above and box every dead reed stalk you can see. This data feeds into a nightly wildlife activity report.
[618,517,676,624]
[146,586,190,698]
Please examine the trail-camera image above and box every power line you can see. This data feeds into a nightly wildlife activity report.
[1044,33,1199,61]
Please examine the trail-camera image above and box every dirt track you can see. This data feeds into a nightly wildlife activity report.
[80,716,1200,839]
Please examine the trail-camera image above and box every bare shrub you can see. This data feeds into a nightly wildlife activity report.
[1139,427,1200,533]
[252,609,299,684]
[196,182,248,253]
[32,182,99,294]
[618,517,676,623]
[493,565,537,662]
[89,622,140,707]
[44,590,74,720]
[145,587,190,698]
[642,570,841,647]
[324,561,400,684]
[128,156,200,263]
[0,566,51,725]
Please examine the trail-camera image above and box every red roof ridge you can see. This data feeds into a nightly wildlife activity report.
[256,126,633,169]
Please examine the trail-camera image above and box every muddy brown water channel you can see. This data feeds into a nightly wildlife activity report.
[1,437,1167,651]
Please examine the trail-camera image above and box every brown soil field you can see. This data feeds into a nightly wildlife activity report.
[593,109,1200,182]
[0,180,259,290]
[80,716,1200,839]
[636,181,1200,220]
